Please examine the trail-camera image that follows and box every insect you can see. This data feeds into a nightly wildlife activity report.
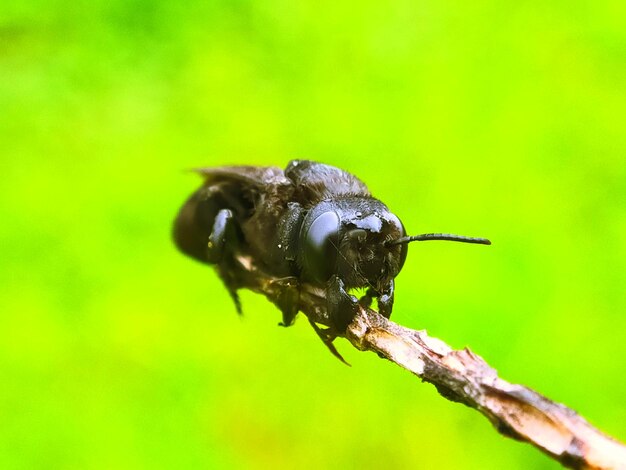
[173,160,490,361]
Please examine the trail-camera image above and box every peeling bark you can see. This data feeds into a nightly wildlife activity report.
[345,310,626,470]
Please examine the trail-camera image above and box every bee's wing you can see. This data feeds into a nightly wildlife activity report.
[284,160,370,204]
[194,165,290,189]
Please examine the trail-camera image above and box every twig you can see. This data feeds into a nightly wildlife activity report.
[346,309,626,470]
[233,254,626,470]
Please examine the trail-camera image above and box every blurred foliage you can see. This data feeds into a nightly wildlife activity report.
[0,0,625,468]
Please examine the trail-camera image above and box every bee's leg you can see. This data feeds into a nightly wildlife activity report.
[327,275,360,332]
[217,277,241,316]
[308,319,350,366]
[206,208,235,263]
[208,209,243,315]
[377,280,395,319]
[268,277,300,327]
[358,288,377,309]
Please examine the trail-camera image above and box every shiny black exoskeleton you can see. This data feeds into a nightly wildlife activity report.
[173,160,489,361]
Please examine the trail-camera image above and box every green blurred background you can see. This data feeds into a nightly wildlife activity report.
[1,0,624,468]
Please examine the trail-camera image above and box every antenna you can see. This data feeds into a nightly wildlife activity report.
[386,233,491,247]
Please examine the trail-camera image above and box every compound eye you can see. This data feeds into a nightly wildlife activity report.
[390,217,408,272]
[384,212,404,234]
[303,211,341,283]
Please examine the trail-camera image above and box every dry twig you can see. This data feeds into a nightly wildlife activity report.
[234,254,626,470]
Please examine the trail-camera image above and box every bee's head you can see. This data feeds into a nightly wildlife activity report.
[300,200,407,291]
[300,198,490,292]
[335,211,407,290]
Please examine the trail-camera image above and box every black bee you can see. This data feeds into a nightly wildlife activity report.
[173,160,489,360]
